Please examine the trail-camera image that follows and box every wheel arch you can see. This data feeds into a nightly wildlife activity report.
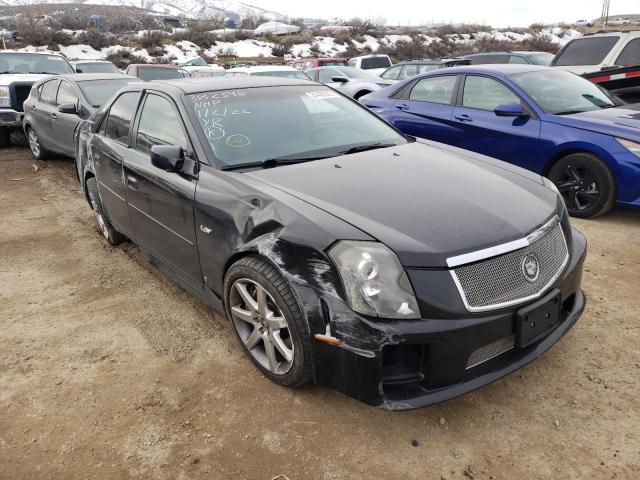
[83,171,95,207]
[541,145,616,178]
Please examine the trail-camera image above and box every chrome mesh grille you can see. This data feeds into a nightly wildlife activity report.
[466,335,515,369]
[452,220,568,312]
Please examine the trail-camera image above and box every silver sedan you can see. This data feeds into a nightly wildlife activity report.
[306,66,393,100]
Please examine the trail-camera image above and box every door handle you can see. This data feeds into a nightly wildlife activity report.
[454,114,472,122]
[396,103,409,111]
[126,175,138,190]
[50,112,57,119]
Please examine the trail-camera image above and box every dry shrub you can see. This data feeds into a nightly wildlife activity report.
[105,50,148,69]
[139,30,165,49]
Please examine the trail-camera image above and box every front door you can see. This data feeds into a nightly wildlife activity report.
[450,75,541,168]
[123,92,201,287]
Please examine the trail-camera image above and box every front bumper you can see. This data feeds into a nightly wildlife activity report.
[0,108,23,127]
[309,228,587,410]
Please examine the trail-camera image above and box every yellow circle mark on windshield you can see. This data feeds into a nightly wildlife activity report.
[226,134,251,148]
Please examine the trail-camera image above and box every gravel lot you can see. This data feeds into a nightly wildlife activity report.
[1,147,639,480]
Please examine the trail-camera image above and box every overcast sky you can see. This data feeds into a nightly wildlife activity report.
[243,0,639,27]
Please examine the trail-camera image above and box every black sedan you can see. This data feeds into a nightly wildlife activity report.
[76,77,587,409]
[23,73,140,160]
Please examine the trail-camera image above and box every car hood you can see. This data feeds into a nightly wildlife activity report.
[546,105,640,142]
[246,141,559,268]
[0,74,51,86]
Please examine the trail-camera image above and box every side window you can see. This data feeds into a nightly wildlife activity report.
[462,76,520,110]
[57,81,78,106]
[616,38,640,66]
[409,76,458,104]
[381,66,402,80]
[135,94,189,154]
[508,55,530,64]
[319,68,340,83]
[399,64,418,80]
[40,80,59,104]
[103,92,139,144]
[348,59,356,67]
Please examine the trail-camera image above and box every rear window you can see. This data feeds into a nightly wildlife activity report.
[78,79,140,107]
[468,55,509,64]
[318,59,347,67]
[75,62,120,74]
[361,57,392,69]
[137,67,184,81]
[554,36,620,66]
[616,38,640,66]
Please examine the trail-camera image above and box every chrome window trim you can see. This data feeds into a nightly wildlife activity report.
[448,216,569,313]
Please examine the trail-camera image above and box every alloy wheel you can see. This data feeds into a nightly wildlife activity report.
[229,278,294,375]
[553,164,600,212]
[28,129,40,158]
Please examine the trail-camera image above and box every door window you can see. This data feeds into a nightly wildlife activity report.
[616,38,640,66]
[39,80,58,104]
[135,94,189,154]
[380,65,402,80]
[408,76,458,104]
[103,92,139,144]
[508,55,530,64]
[399,64,418,80]
[462,76,520,111]
[56,81,78,106]
[319,68,341,83]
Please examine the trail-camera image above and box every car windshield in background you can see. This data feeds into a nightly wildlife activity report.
[189,85,406,169]
[336,66,384,81]
[320,60,347,67]
[0,53,74,74]
[76,62,120,74]
[189,58,208,66]
[511,70,616,114]
[553,36,620,66]
[137,68,184,81]
[527,53,555,66]
[77,79,140,107]
[252,70,309,80]
[361,57,392,69]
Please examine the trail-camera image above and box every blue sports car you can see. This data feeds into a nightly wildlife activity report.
[360,64,640,218]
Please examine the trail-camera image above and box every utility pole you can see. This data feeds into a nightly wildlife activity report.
[601,0,610,30]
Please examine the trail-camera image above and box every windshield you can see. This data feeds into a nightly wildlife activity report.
[0,53,74,75]
[511,70,616,114]
[252,70,310,80]
[188,58,208,66]
[75,62,120,74]
[137,67,184,81]
[527,53,555,66]
[189,85,406,168]
[319,59,347,67]
[78,79,140,107]
[553,36,619,66]
[361,57,392,69]
[336,66,384,81]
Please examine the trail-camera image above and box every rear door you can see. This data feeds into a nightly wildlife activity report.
[450,75,541,168]
[123,92,201,287]
[90,91,140,236]
[31,79,59,149]
[53,80,81,155]
[390,75,460,144]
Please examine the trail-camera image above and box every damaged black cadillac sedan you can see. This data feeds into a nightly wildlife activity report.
[76,77,586,409]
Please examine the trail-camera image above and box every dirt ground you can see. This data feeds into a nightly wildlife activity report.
[0,146,639,480]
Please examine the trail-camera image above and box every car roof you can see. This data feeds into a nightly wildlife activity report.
[143,76,317,94]
[58,73,138,82]
[0,50,64,56]
[426,64,553,76]
[229,65,297,73]
[129,64,181,69]
[463,51,548,56]
[71,59,113,64]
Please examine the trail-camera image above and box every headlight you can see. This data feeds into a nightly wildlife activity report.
[329,241,420,319]
[0,88,9,107]
[617,138,640,156]
[543,176,561,196]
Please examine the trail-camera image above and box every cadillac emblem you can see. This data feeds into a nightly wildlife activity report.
[522,254,540,283]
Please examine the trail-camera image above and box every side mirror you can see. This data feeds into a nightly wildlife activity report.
[331,75,349,83]
[151,145,184,171]
[58,103,78,114]
[494,102,528,117]
[75,67,83,73]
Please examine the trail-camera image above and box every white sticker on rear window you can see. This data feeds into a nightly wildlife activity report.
[47,56,63,61]
[305,90,339,100]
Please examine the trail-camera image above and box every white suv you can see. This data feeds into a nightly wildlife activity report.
[553,31,640,74]
[347,55,393,76]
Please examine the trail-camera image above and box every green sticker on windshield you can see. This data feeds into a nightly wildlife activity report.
[226,134,251,148]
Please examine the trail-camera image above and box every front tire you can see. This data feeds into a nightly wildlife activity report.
[548,153,616,218]
[26,127,48,161]
[224,256,313,387]
[0,127,9,148]
[86,177,126,245]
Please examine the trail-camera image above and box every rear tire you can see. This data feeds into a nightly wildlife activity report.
[86,177,126,245]
[26,127,48,161]
[224,256,313,387]
[548,153,615,218]
[0,127,9,148]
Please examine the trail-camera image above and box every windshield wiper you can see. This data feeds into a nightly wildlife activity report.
[553,109,588,116]
[222,155,330,171]
[338,142,398,155]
